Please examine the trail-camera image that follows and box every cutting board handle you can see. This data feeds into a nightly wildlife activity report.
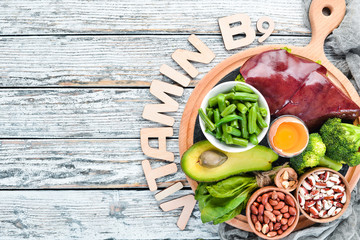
[307,0,346,56]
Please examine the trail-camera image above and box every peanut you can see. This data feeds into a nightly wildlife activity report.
[258,204,264,215]
[288,216,295,226]
[285,195,296,207]
[274,201,285,210]
[265,202,273,211]
[280,218,288,225]
[255,221,262,232]
[280,205,289,213]
[261,193,269,206]
[269,199,279,206]
[262,224,270,234]
[289,207,297,216]
[264,210,276,222]
[251,214,258,224]
[267,231,277,237]
[251,205,258,215]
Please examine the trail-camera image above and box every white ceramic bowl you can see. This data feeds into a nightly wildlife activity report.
[199,81,270,152]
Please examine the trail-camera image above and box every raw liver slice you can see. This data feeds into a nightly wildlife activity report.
[275,71,360,130]
[240,49,326,114]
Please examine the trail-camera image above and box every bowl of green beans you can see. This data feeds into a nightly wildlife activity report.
[199,81,270,152]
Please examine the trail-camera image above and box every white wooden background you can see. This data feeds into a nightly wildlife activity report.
[0,0,352,239]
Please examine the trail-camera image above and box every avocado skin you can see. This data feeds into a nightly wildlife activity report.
[181,140,278,182]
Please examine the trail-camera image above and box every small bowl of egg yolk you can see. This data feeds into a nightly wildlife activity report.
[267,115,309,158]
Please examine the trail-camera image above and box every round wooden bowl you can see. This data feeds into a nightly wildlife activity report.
[295,167,351,223]
[246,186,300,239]
[274,168,298,192]
[179,0,360,232]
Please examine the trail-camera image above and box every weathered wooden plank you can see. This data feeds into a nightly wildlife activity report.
[0,139,186,189]
[0,0,309,36]
[0,35,349,87]
[0,190,219,239]
[0,88,191,138]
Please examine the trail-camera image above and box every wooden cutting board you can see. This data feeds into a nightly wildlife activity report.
[179,0,360,232]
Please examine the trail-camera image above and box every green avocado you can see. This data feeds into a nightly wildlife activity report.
[181,140,278,182]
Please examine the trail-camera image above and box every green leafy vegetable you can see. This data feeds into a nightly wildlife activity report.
[280,46,291,53]
[235,74,245,82]
[195,175,257,224]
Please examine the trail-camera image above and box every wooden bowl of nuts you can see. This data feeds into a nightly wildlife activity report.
[274,167,298,192]
[246,186,300,239]
[295,167,351,223]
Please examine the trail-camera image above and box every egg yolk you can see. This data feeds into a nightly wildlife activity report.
[272,121,308,154]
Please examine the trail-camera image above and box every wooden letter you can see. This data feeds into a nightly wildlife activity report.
[140,127,174,161]
[160,194,197,230]
[142,80,184,126]
[155,182,184,201]
[218,14,256,50]
[172,34,215,78]
[257,16,275,43]
[142,160,177,191]
[160,64,191,87]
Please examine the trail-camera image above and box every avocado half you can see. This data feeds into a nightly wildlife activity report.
[181,140,278,182]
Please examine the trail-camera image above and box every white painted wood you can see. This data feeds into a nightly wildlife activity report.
[0,0,309,36]
[0,36,349,87]
[0,190,219,239]
[0,139,187,189]
[0,88,192,138]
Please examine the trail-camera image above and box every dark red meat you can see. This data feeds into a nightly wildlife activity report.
[275,71,360,130]
[240,49,360,130]
[240,49,326,114]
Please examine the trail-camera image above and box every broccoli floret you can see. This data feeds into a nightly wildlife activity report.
[305,133,326,156]
[320,118,360,167]
[290,133,342,173]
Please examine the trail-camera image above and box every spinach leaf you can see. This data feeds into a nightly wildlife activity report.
[206,176,256,198]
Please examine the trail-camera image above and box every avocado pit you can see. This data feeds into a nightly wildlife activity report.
[199,150,228,168]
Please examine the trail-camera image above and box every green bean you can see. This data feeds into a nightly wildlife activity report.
[208,96,218,107]
[222,124,233,144]
[234,83,254,93]
[226,126,241,137]
[252,102,258,110]
[254,125,262,136]
[205,128,216,137]
[231,92,259,102]
[225,100,230,106]
[199,108,216,131]
[206,108,214,122]
[221,104,236,117]
[259,107,267,117]
[244,102,252,108]
[224,93,235,100]
[240,112,249,139]
[213,109,222,139]
[215,114,243,127]
[248,106,257,134]
[236,103,248,114]
[257,112,268,129]
[214,108,220,123]
[232,137,248,147]
[249,134,258,145]
[217,94,226,113]
[231,119,239,128]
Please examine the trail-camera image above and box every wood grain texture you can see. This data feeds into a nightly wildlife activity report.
[0,139,187,189]
[0,0,309,36]
[0,35,349,87]
[0,88,191,138]
[0,190,219,239]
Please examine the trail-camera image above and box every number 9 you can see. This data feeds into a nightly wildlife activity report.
[257,16,275,43]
